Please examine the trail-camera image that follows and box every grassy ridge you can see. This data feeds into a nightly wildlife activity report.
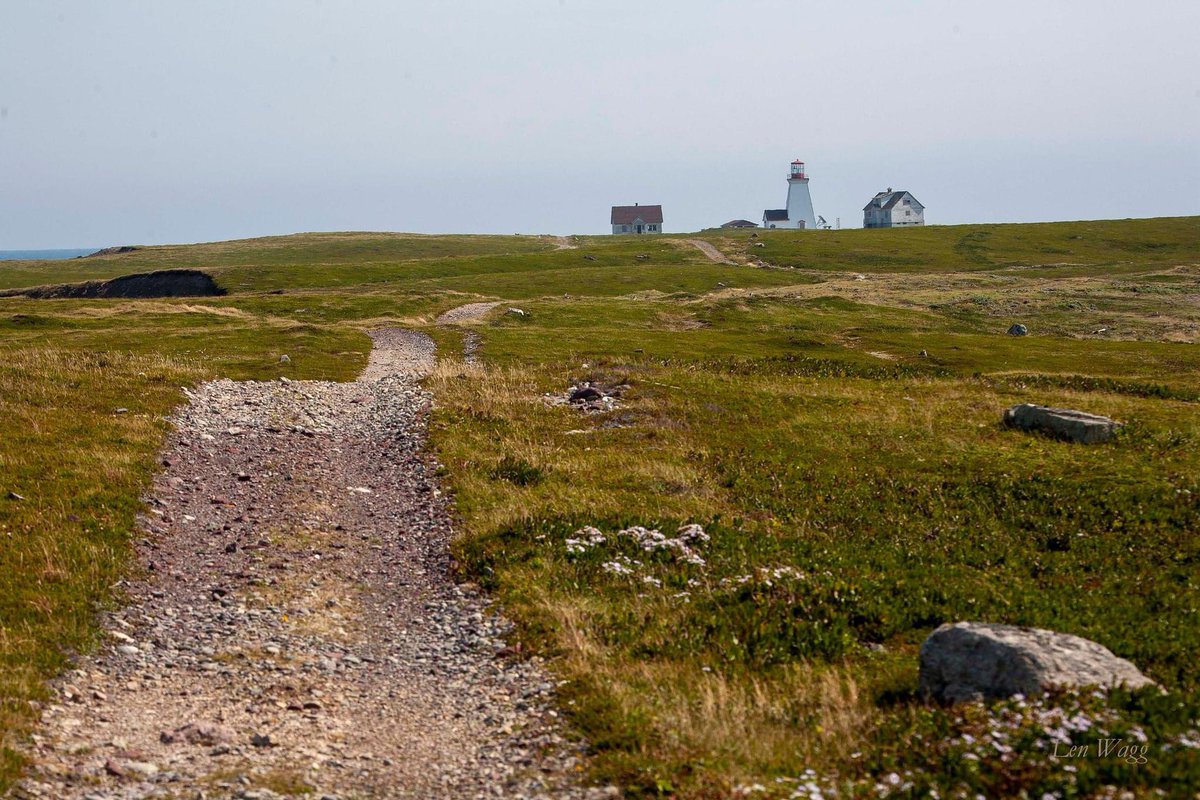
[1,218,1199,795]
[700,216,1200,274]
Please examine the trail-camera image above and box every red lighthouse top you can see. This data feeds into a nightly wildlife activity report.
[789,160,807,180]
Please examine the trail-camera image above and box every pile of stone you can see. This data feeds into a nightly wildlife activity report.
[546,381,627,414]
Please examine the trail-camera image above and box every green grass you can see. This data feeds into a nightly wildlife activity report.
[2,218,1200,796]
[430,290,1200,796]
[700,216,1200,274]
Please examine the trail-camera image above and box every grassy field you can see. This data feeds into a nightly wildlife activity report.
[2,218,1199,796]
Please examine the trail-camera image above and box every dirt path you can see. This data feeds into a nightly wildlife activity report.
[435,302,500,325]
[17,329,604,800]
[683,239,734,265]
[549,236,577,251]
[436,302,504,363]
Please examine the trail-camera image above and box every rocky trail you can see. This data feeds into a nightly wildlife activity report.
[434,303,500,326]
[435,303,501,364]
[684,239,734,265]
[16,328,605,800]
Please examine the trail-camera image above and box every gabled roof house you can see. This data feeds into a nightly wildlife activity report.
[611,204,663,234]
[863,189,924,228]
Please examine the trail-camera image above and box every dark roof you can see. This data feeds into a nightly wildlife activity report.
[611,204,663,225]
[721,219,758,228]
[864,190,922,212]
[763,209,789,222]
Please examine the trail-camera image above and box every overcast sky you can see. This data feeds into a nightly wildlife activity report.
[1,1,1198,247]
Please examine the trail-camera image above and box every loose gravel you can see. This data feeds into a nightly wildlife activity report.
[15,328,610,800]
[435,303,500,326]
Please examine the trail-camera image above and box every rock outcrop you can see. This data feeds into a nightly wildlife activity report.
[0,269,223,299]
[919,622,1155,703]
[83,245,141,257]
[1002,403,1121,443]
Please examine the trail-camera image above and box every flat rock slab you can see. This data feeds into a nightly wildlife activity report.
[920,621,1156,704]
[1002,403,1121,443]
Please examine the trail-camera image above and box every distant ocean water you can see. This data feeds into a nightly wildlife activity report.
[0,249,97,261]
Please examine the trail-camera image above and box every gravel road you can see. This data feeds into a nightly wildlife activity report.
[15,328,608,800]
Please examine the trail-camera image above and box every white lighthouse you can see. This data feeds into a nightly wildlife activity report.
[763,159,818,230]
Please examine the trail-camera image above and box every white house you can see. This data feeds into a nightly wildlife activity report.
[611,204,663,234]
[863,189,924,228]
[761,160,817,230]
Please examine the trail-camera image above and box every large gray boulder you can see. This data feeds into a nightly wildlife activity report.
[919,622,1155,703]
[1007,323,1028,336]
[1002,403,1121,443]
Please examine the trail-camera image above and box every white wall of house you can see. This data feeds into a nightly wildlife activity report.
[896,196,925,226]
[864,192,925,228]
[611,220,662,234]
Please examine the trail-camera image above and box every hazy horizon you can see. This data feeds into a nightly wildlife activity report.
[3,1,1198,249]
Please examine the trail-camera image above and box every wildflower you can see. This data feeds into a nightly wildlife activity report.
[601,560,633,576]
[565,526,607,554]
[576,525,606,545]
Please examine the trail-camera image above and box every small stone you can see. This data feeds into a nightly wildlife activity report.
[1006,323,1028,336]
[124,761,159,779]
[6,491,25,501]
[279,354,291,364]
[568,386,602,403]
[162,721,236,746]
[250,733,275,748]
